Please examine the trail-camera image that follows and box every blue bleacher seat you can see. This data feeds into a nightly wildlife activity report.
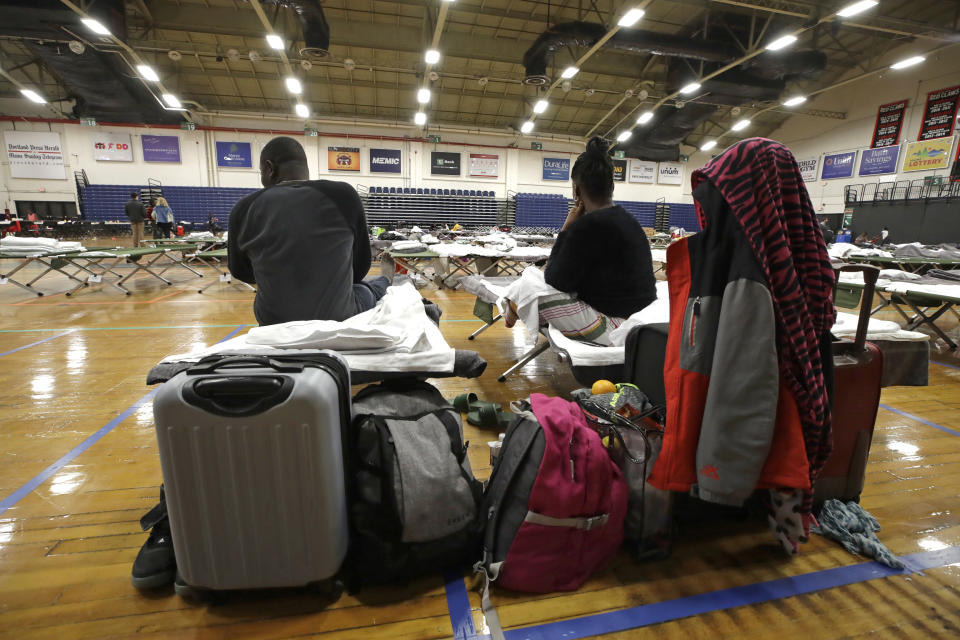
[403,187,411,195]
[456,189,464,196]
[417,188,424,195]
[469,190,477,197]
[443,189,451,196]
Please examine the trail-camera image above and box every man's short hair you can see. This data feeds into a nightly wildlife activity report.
[261,136,308,169]
[130,191,139,198]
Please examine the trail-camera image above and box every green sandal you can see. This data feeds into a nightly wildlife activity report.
[467,403,516,429]
[452,392,480,413]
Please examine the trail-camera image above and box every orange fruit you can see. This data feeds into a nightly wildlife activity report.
[591,379,617,395]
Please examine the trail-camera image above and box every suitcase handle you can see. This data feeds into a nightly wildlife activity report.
[183,375,295,417]
[186,355,306,375]
[832,264,880,351]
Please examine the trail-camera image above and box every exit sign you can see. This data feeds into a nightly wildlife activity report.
[531,142,543,150]
[428,135,441,143]
[180,122,196,131]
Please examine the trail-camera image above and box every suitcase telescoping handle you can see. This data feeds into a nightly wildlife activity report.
[186,355,306,375]
[833,264,880,351]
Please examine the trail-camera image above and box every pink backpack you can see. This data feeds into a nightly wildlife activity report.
[477,394,628,635]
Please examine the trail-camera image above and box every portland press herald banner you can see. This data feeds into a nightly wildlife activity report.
[870,99,907,148]
[918,85,960,141]
[3,130,66,179]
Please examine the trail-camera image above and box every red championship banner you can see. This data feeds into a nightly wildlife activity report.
[870,99,907,148]
[918,85,960,141]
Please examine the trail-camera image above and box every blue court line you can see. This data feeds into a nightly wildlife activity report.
[0,330,73,357]
[932,360,960,372]
[444,569,481,640]
[879,404,960,438]
[446,546,960,640]
[0,324,247,517]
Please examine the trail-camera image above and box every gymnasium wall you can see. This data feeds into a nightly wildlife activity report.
[0,117,699,213]
[762,49,960,215]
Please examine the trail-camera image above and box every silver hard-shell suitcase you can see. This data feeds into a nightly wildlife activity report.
[153,353,351,594]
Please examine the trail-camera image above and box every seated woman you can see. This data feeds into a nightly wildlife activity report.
[504,137,658,344]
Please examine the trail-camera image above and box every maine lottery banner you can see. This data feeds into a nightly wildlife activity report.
[902,137,955,172]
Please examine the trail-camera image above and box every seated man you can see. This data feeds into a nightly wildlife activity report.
[228,136,392,325]
[505,137,657,345]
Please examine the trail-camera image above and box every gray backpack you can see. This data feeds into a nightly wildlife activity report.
[347,380,482,587]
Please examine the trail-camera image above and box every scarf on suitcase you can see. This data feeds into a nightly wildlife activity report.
[691,138,837,515]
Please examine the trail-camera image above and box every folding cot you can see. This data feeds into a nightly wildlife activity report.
[844,254,960,275]
[0,248,89,296]
[61,245,205,296]
[193,248,256,294]
[837,275,960,351]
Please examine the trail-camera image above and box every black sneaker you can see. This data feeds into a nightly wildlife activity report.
[131,517,176,589]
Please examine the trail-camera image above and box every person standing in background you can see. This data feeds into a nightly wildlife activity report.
[125,191,146,247]
[153,197,175,239]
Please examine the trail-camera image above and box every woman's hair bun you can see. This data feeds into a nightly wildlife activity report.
[585,136,610,157]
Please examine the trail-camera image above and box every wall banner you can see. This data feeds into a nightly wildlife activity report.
[902,137,955,173]
[542,157,570,181]
[216,141,252,168]
[612,159,627,182]
[797,157,819,181]
[3,131,66,179]
[469,153,499,178]
[628,160,656,184]
[369,148,401,174]
[821,151,857,180]
[142,135,181,163]
[657,162,684,185]
[870,100,907,148]
[918,85,960,141]
[92,132,133,162]
[328,147,361,171]
[858,145,900,177]
[431,151,461,176]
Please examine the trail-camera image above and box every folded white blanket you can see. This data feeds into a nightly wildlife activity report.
[1,237,85,256]
[608,281,671,346]
[502,267,561,339]
[161,283,456,373]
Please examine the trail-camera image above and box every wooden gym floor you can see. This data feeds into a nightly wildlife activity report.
[0,251,959,639]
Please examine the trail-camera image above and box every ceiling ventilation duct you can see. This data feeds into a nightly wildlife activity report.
[521,19,827,159]
[257,0,330,59]
[0,0,183,125]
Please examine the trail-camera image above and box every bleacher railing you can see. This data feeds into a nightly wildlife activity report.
[845,179,960,204]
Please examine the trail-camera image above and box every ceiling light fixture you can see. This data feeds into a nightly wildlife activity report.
[521,120,535,134]
[637,111,654,125]
[81,18,111,36]
[266,34,284,50]
[732,119,752,131]
[20,89,46,104]
[765,34,798,51]
[618,8,645,27]
[701,140,717,151]
[414,111,427,125]
[161,93,182,109]
[425,49,441,64]
[837,1,879,18]
[891,55,925,70]
[417,88,431,104]
[286,77,302,94]
[136,65,159,82]
[533,99,549,114]
[783,96,807,107]
[561,66,579,79]
[679,82,701,95]
[617,130,632,142]
[295,103,309,118]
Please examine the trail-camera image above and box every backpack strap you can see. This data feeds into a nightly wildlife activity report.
[524,510,610,530]
[475,559,506,640]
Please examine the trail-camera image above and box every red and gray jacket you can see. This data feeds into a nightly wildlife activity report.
[647,181,811,505]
